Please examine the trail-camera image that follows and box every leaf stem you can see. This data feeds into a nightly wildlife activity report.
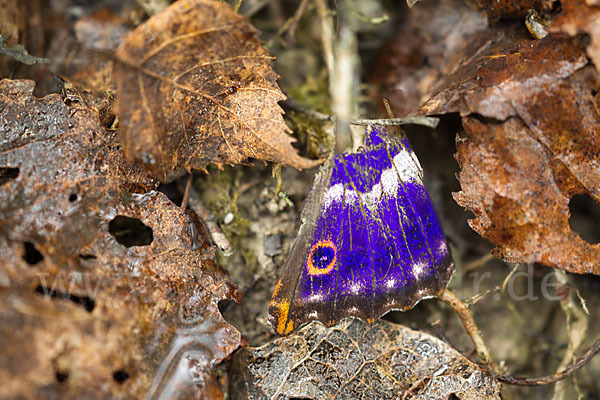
[439,289,499,372]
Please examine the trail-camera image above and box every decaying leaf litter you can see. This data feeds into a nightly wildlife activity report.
[1,0,600,399]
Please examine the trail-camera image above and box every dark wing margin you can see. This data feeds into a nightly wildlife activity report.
[269,158,334,335]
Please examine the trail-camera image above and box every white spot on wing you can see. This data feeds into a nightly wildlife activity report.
[412,261,428,278]
[393,149,423,183]
[436,240,448,258]
[385,278,396,289]
[323,183,344,209]
[360,182,382,209]
[350,282,362,294]
[380,167,399,196]
[309,293,324,302]
[323,183,359,211]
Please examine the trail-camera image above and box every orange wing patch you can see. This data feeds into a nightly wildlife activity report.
[271,280,294,335]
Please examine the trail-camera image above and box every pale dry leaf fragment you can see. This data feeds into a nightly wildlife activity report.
[114,0,321,181]
[231,318,501,400]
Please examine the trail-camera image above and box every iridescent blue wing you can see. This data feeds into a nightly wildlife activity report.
[269,125,453,335]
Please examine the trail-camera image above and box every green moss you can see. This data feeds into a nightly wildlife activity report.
[287,72,331,114]
[194,167,255,271]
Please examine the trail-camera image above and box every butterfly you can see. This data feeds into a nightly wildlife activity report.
[269,124,454,335]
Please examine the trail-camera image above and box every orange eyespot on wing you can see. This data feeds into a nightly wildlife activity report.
[306,239,337,276]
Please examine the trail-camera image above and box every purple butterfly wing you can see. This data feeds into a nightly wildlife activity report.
[269,126,454,335]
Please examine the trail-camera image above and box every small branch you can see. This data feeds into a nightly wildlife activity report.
[286,0,309,42]
[441,289,600,387]
[281,99,440,128]
[439,289,499,372]
[0,35,50,65]
[350,117,439,129]
[492,337,600,386]
[461,253,496,274]
[314,0,334,79]
[265,0,309,48]
[465,286,500,307]
[180,173,193,210]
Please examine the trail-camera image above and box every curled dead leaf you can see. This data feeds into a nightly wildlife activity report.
[413,26,600,274]
[454,116,600,275]
[418,28,588,120]
[114,0,321,181]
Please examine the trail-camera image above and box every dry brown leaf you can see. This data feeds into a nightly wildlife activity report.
[0,79,241,399]
[455,115,600,274]
[58,8,132,94]
[231,318,501,400]
[412,26,600,274]
[551,0,600,73]
[370,0,488,118]
[418,28,588,120]
[113,0,320,181]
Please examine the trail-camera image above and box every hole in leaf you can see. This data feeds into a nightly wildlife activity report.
[35,285,96,312]
[23,242,44,265]
[113,370,130,383]
[569,194,600,244]
[108,216,153,247]
[0,167,19,187]
[158,181,183,205]
[218,299,236,315]
[69,193,78,202]
[55,371,69,382]
[79,253,97,260]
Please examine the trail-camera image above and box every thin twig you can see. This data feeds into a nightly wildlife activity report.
[461,253,496,275]
[281,99,440,128]
[439,289,499,372]
[314,0,334,78]
[491,337,600,386]
[350,117,439,129]
[286,0,309,42]
[465,286,500,308]
[180,173,193,209]
[501,263,521,295]
[442,289,600,387]
[265,0,309,48]
[552,269,588,399]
